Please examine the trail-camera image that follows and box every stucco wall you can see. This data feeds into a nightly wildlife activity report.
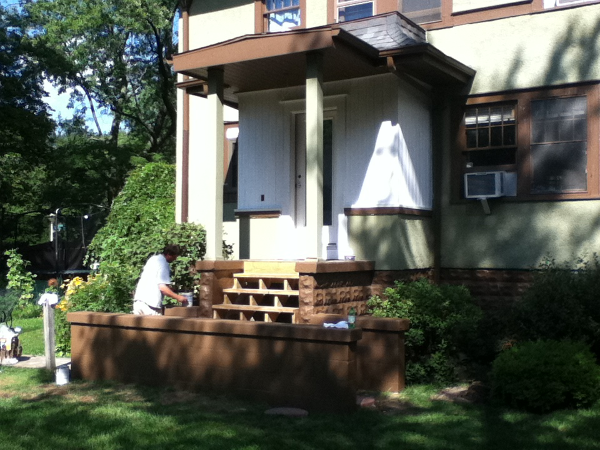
[188,0,255,49]
[348,214,433,270]
[429,4,600,94]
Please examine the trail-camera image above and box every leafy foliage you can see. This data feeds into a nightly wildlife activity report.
[54,162,206,354]
[26,0,178,156]
[4,249,38,319]
[511,255,600,355]
[368,278,482,385]
[492,340,600,412]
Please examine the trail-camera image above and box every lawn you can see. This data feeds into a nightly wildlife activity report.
[0,368,599,450]
[14,316,44,356]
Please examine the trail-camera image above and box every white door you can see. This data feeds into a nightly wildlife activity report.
[294,113,337,258]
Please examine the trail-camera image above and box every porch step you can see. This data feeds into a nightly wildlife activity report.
[213,266,300,323]
[212,304,299,323]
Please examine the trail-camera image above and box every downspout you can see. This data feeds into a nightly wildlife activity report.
[431,91,445,284]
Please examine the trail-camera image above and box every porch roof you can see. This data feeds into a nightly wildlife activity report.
[173,12,475,104]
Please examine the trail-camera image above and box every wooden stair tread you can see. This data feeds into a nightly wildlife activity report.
[213,304,298,313]
[234,273,299,280]
[224,288,299,296]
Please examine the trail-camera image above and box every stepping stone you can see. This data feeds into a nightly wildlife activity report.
[265,407,309,417]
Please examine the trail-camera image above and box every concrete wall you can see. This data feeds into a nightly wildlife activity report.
[429,4,600,94]
[67,312,409,410]
[188,0,255,49]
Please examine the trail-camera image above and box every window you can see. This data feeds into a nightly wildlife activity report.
[399,0,442,24]
[530,97,587,193]
[337,0,374,22]
[457,86,598,200]
[464,104,517,168]
[265,0,301,32]
[544,0,599,8]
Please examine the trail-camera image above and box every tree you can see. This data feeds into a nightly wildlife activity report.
[26,0,178,158]
[0,6,55,247]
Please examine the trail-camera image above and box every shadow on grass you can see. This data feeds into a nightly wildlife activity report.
[1,370,599,450]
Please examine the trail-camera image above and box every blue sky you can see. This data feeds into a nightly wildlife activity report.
[2,0,112,132]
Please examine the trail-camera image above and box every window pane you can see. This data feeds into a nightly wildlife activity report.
[268,9,301,31]
[478,128,489,148]
[466,129,477,148]
[491,126,502,147]
[339,3,373,22]
[531,142,587,193]
[400,0,441,23]
[504,125,516,146]
[466,148,516,167]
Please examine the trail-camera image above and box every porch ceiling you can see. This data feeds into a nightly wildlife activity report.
[173,14,475,105]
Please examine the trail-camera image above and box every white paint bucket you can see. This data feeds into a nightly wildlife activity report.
[182,292,194,307]
[56,365,70,385]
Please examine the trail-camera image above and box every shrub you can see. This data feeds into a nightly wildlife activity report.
[491,340,600,412]
[54,163,207,354]
[4,249,38,319]
[512,256,600,354]
[368,278,482,385]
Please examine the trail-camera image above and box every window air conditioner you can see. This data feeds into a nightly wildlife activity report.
[464,171,506,199]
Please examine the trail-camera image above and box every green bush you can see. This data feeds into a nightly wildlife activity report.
[3,249,38,319]
[54,162,207,354]
[368,278,482,385]
[491,340,600,412]
[512,256,600,354]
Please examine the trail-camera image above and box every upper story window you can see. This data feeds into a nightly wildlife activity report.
[400,0,442,24]
[337,0,374,22]
[266,0,301,32]
[544,0,599,8]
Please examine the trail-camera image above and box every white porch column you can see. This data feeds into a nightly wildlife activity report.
[305,52,324,259]
[205,67,225,260]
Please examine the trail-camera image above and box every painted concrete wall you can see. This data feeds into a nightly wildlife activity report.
[188,0,255,49]
[429,4,600,94]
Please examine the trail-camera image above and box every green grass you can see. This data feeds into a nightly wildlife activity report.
[14,316,44,356]
[0,369,599,450]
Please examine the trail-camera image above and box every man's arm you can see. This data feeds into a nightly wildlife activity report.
[159,284,187,304]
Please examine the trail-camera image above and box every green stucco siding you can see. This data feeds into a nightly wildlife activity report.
[429,4,600,94]
[347,215,433,270]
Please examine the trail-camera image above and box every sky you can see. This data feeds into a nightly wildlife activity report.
[2,0,112,132]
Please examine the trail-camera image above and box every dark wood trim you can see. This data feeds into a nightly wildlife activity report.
[344,206,433,217]
[295,259,375,273]
[234,209,282,218]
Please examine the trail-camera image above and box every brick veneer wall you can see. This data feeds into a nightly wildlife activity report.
[68,312,361,412]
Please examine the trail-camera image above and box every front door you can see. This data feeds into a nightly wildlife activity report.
[294,113,336,258]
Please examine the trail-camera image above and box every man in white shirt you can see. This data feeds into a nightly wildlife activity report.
[132,245,188,315]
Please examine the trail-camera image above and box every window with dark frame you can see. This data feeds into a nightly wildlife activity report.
[458,88,596,200]
[265,0,301,32]
[464,104,517,168]
[399,0,442,24]
[337,0,374,22]
[530,96,587,193]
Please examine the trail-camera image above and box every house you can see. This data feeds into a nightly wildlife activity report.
[172,0,600,320]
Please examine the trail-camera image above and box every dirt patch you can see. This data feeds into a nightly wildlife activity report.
[430,382,490,404]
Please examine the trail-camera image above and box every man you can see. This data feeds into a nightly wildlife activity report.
[133,244,188,315]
